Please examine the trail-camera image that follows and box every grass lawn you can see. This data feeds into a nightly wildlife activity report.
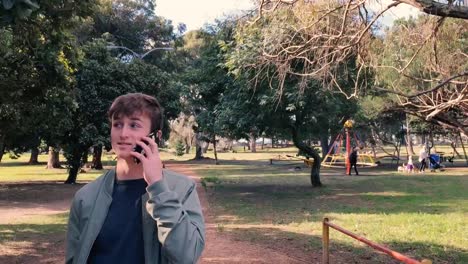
[0,154,102,262]
[0,213,68,243]
[0,148,467,263]
[0,154,110,182]
[193,161,468,264]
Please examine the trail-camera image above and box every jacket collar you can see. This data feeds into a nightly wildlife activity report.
[141,192,158,263]
[102,168,116,197]
[77,169,114,264]
[78,169,158,264]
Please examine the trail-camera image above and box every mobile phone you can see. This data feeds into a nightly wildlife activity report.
[133,131,156,164]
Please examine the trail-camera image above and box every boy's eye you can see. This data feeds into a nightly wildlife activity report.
[130,122,141,128]
[113,122,123,128]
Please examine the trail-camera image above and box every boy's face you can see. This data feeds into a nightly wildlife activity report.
[111,112,152,160]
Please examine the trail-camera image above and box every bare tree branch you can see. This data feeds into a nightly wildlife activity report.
[375,71,468,98]
[396,0,468,19]
[231,0,468,135]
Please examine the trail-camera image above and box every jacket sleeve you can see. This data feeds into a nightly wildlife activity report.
[65,197,81,264]
[146,176,205,264]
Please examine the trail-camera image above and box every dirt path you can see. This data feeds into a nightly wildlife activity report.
[165,163,313,264]
[0,182,80,264]
[0,182,77,224]
[0,168,314,264]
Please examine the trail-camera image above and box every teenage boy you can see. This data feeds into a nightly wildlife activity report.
[65,93,205,264]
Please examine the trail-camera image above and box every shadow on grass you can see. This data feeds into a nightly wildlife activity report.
[205,174,467,215]
[0,161,50,167]
[192,160,467,263]
[0,160,115,167]
[166,158,274,167]
[222,226,465,264]
[0,222,67,243]
[165,157,468,173]
[0,182,84,204]
[0,219,67,264]
[171,159,467,220]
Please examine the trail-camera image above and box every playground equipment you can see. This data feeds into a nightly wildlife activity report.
[286,154,314,167]
[321,120,377,172]
[269,154,314,167]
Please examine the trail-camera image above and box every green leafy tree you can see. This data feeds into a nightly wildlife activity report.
[0,0,40,23]
[62,39,179,184]
[178,20,239,162]
[224,7,362,186]
[370,17,468,135]
[247,1,468,136]
[0,0,96,162]
[74,0,176,69]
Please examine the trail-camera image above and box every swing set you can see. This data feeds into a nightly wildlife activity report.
[321,120,378,171]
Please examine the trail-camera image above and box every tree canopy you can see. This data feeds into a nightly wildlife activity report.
[1,0,466,186]
[232,0,467,136]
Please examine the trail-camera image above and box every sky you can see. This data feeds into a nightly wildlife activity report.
[368,0,422,28]
[155,0,255,32]
[155,0,422,32]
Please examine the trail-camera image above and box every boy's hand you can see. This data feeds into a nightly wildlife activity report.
[130,136,163,185]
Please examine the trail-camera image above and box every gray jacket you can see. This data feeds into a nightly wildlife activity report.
[65,169,205,264]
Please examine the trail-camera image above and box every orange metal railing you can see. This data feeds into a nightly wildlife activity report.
[322,218,432,264]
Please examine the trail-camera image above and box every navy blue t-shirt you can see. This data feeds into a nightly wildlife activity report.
[88,178,148,264]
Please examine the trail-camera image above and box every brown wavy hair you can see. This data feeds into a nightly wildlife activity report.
[108,93,163,132]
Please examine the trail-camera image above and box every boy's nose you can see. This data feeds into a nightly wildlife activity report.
[120,126,131,138]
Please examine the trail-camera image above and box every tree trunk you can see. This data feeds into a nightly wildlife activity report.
[450,140,461,158]
[213,135,219,165]
[406,115,415,155]
[195,146,203,159]
[82,150,89,164]
[320,135,329,159]
[29,147,40,164]
[429,128,435,153]
[249,132,256,153]
[194,132,204,160]
[47,146,61,169]
[395,125,403,166]
[370,128,377,159]
[227,140,233,151]
[389,134,400,165]
[65,165,80,184]
[459,132,468,165]
[65,148,84,184]
[92,145,103,170]
[371,145,376,159]
[202,142,209,153]
[396,138,402,166]
[184,138,191,154]
[64,167,79,184]
[0,135,6,163]
[261,137,264,150]
[291,125,321,187]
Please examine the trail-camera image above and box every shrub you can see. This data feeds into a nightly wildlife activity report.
[175,140,185,156]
